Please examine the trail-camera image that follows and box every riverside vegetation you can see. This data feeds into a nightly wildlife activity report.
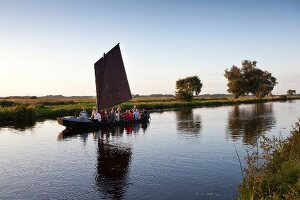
[0,95,299,124]
[238,120,300,200]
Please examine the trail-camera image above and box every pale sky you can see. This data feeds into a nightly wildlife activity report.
[0,0,299,96]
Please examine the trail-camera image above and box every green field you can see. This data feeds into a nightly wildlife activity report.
[0,95,299,123]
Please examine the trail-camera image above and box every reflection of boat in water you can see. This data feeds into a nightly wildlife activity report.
[57,44,150,129]
[57,122,149,140]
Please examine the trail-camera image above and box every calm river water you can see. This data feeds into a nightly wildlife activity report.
[1,100,300,200]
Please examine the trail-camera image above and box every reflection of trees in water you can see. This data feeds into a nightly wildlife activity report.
[95,139,132,199]
[0,120,37,132]
[227,103,275,145]
[176,109,201,135]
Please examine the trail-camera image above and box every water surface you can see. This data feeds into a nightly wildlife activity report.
[1,100,300,199]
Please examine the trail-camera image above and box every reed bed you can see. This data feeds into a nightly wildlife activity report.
[0,105,36,123]
[238,120,300,200]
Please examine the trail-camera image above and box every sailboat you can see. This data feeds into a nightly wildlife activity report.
[57,44,150,129]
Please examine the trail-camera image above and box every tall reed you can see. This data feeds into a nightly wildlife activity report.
[238,120,300,200]
[0,105,36,123]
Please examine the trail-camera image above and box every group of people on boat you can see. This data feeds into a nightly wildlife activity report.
[79,106,148,123]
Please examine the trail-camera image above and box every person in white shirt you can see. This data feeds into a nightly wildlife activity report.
[94,111,101,122]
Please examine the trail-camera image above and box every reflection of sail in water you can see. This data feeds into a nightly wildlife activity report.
[95,140,132,199]
[57,125,140,198]
[176,109,201,135]
[226,103,275,145]
[56,122,150,198]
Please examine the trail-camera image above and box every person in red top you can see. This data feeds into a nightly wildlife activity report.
[124,110,129,121]
[129,110,134,121]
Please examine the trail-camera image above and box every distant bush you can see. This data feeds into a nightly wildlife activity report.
[0,100,15,107]
[279,95,287,100]
[37,100,76,106]
[287,89,296,96]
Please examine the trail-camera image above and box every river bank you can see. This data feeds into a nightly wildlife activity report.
[0,95,299,123]
[237,120,300,199]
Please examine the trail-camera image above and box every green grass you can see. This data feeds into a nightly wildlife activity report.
[0,105,36,123]
[237,121,300,200]
[0,95,300,123]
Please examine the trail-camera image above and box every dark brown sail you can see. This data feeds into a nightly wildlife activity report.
[94,44,132,110]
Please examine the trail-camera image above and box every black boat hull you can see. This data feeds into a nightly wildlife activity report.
[57,116,150,129]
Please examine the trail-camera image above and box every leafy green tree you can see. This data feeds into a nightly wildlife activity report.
[175,76,202,101]
[224,66,246,99]
[287,89,296,96]
[224,60,277,99]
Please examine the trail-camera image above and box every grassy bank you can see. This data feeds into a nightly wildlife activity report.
[0,95,300,123]
[238,121,300,200]
[0,105,36,123]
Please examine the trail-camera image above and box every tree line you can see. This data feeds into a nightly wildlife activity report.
[175,60,296,101]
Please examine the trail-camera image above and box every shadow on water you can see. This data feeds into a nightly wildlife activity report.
[175,109,201,135]
[226,103,275,145]
[57,124,148,199]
